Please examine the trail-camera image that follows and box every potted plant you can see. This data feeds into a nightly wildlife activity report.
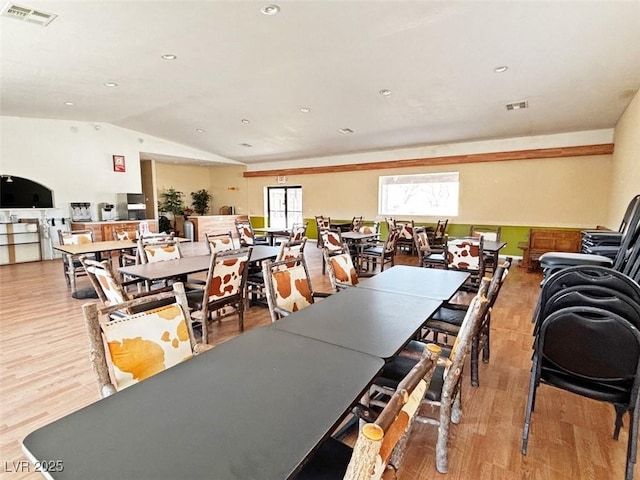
[191,188,212,216]
[158,187,185,233]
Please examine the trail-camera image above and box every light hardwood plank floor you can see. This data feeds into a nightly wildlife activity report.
[0,246,636,479]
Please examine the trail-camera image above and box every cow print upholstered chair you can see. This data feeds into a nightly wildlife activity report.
[287,222,308,243]
[395,220,415,255]
[414,227,447,269]
[262,253,331,322]
[58,229,96,288]
[315,215,331,249]
[185,247,252,344]
[319,228,344,274]
[82,282,209,398]
[205,231,236,254]
[360,227,401,274]
[323,244,359,292]
[446,236,485,292]
[234,219,268,246]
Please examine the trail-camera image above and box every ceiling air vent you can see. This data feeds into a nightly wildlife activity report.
[506,101,528,111]
[1,3,57,26]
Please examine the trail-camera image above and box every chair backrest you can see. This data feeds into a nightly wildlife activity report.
[384,227,401,255]
[113,229,133,241]
[82,282,196,397]
[619,194,640,234]
[79,255,130,309]
[359,221,380,236]
[613,196,640,272]
[277,237,307,266]
[351,216,363,232]
[396,220,414,241]
[203,248,252,306]
[59,229,94,245]
[446,236,484,272]
[206,231,236,254]
[469,225,501,242]
[343,344,441,480]
[534,265,640,327]
[262,254,316,322]
[315,216,331,247]
[434,219,448,241]
[320,228,343,253]
[537,306,640,395]
[235,219,256,246]
[288,222,308,242]
[413,227,432,259]
[137,235,181,263]
[323,244,359,291]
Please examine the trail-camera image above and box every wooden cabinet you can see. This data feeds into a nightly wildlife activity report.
[0,220,41,265]
[70,221,158,242]
[176,215,249,242]
[520,228,582,270]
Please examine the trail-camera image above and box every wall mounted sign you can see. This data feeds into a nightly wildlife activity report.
[113,155,126,172]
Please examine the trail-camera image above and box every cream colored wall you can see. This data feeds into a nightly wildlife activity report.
[156,163,214,213]
[207,165,249,215]
[609,89,640,227]
[247,155,612,228]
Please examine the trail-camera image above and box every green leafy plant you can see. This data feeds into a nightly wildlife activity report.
[158,187,185,232]
[191,188,212,216]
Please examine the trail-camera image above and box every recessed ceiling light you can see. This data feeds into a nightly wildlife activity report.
[494,66,508,73]
[64,101,74,106]
[379,89,392,96]
[240,143,253,147]
[161,54,177,60]
[300,107,311,113]
[338,128,355,135]
[104,82,118,87]
[241,119,250,124]
[196,128,205,133]
[506,101,528,111]
[261,4,280,15]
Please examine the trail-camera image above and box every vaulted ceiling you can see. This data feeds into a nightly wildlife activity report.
[2,1,639,165]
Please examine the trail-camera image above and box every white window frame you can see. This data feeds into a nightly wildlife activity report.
[378,172,459,217]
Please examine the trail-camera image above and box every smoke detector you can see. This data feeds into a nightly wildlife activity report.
[506,101,528,111]
[1,3,57,26]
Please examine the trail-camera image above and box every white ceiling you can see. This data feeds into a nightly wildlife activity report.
[1,1,639,166]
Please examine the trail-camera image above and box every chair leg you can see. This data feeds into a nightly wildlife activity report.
[436,399,451,474]
[482,323,491,363]
[238,303,244,332]
[614,405,625,440]
[521,358,539,455]
[625,406,638,480]
[471,336,480,388]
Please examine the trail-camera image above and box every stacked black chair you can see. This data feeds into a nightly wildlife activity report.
[523,266,640,480]
[539,195,640,284]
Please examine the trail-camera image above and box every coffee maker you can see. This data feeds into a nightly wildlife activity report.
[99,203,116,221]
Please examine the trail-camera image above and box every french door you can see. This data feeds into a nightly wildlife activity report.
[267,186,302,228]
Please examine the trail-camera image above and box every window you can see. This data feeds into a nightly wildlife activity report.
[266,186,303,228]
[378,172,459,216]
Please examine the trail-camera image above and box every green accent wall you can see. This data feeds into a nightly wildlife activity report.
[249,216,583,257]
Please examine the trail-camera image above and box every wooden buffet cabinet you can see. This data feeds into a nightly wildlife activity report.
[70,220,158,242]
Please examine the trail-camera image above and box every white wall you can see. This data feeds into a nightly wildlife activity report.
[0,116,233,220]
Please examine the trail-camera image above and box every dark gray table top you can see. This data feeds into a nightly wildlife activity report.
[118,245,279,281]
[272,287,441,360]
[22,327,383,480]
[357,265,470,301]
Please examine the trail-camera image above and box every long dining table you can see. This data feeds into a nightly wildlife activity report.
[22,327,384,480]
[271,285,442,360]
[357,265,470,301]
[117,245,280,283]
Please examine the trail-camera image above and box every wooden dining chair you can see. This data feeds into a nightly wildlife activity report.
[58,229,96,288]
[294,343,441,480]
[414,226,447,269]
[185,247,252,344]
[360,227,401,274]
[445,236,485,291]
[314,215,331,249]
[262,253,330,322]
[374,283,490,473]
[323,243,359,291]
[319,228,344,274]
[205,231,236,254]
[234,219,268,246]
[82,282,210,398]
[287,222,308,243]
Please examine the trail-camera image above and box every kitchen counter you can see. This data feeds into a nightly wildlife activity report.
[70,220,158,242]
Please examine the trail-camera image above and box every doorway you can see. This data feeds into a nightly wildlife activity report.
[266,186,302,228]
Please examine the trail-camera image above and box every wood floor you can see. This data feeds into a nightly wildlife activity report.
[0,246,637,479]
